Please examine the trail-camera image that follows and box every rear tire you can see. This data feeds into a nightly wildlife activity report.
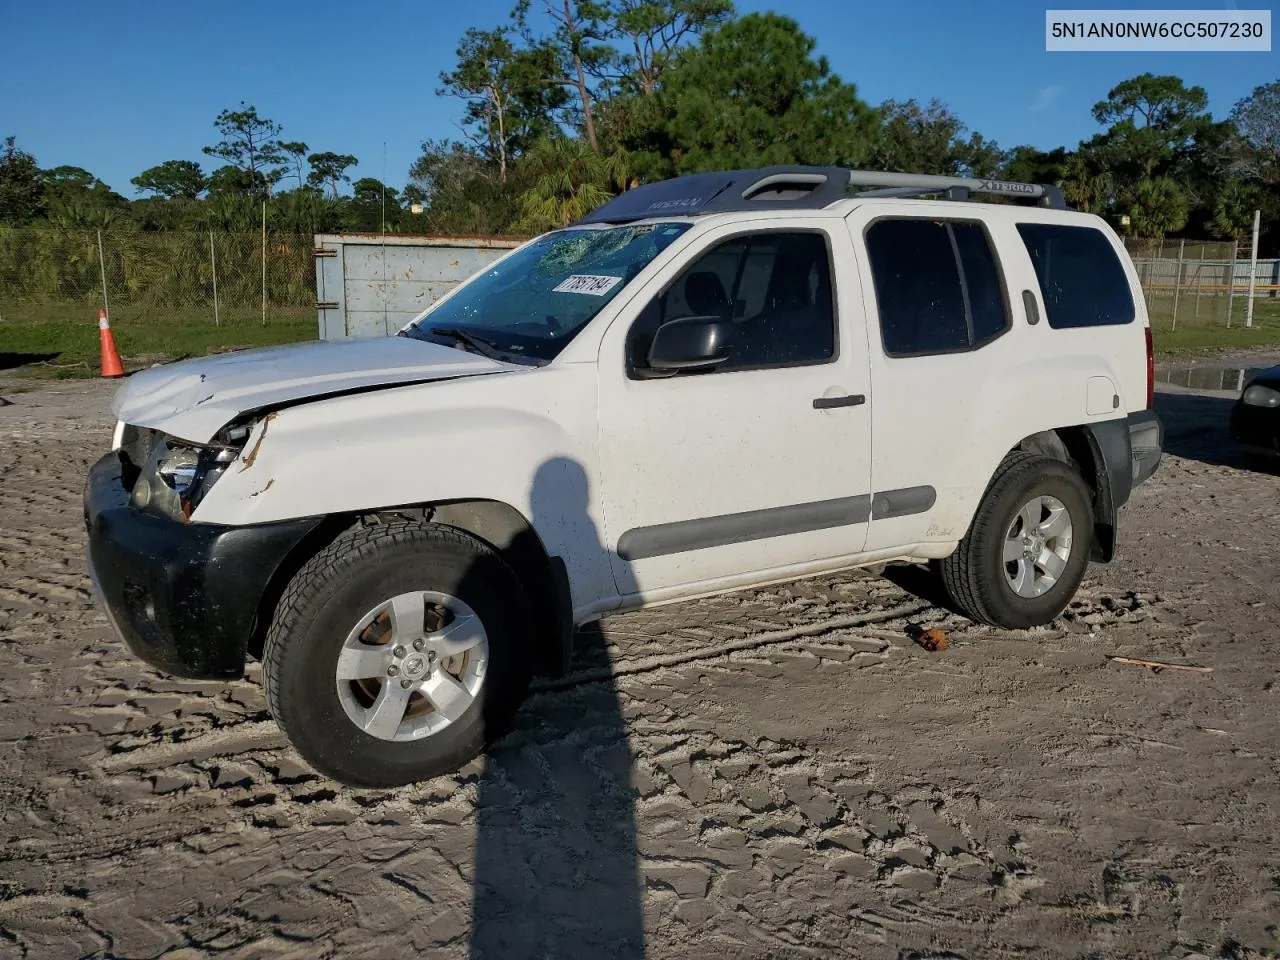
[263,521,533,787]
[941,452,1093,629]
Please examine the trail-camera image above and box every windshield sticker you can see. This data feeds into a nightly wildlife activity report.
[553,274,623,296]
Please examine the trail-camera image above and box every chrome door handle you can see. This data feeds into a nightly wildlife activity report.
[813,394,866,410]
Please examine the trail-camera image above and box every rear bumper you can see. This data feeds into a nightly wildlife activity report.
[1127,409,1163,488]
[84,451,321,680]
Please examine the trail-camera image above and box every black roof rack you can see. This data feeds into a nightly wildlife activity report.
[573,166,1067,225]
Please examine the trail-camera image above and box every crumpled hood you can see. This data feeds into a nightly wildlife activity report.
[112,336,519,442]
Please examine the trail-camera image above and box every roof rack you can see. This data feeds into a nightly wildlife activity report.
[845,170,1067,209]
[573,165,1068,225]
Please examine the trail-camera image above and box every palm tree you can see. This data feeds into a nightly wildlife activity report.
[515,139,630,233]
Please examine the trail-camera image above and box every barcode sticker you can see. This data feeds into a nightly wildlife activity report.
[553,274,623,296]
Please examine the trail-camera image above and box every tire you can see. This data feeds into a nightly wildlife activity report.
[940,452,1094,629]
[263,521,534,787]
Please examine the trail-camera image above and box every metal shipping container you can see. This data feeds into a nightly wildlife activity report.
[314,233,527,339]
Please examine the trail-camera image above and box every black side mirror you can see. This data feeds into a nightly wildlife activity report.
[647,315,734,372]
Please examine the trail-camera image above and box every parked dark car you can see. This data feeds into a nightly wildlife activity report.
[1230,365,1280,457]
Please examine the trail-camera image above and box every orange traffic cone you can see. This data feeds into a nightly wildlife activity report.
[98,309,124,378]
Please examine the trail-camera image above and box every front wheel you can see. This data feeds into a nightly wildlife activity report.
[263,521,533,787]
[940,452,1094,629]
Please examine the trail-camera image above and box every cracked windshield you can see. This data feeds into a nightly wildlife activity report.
[404,221,691,363]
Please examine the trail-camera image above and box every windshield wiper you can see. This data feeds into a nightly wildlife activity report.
[427,327,506,362]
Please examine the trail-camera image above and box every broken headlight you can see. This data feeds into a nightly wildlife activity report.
[126,422,251,521]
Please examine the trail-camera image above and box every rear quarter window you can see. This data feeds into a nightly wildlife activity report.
[1016,223,1135,329]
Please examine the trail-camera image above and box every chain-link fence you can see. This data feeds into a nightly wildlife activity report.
[1123,237,1278,332]
[1,226,1277,337]
[0,228,314,326]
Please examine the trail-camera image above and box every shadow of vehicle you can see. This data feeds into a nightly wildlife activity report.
[1154,390,1277,472]
[468,457,644,959]
[0,351,60,370]
[881,561,964,617]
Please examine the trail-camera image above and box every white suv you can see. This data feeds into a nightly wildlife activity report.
[84,167,1163,786]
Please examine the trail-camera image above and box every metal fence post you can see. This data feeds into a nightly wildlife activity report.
[1187,256,1198,323]
[96,229,110,320]
[1227,242,1238,328]
[261,200,267,326]
[209,230,220,326]
[1170,238,1185,332]
[1245,209,1260,328]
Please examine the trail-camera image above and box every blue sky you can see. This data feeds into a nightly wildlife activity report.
[1,0,1271,195]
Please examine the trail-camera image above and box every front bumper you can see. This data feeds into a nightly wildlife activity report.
[1229,401,1280,456]
[84,451,322,679]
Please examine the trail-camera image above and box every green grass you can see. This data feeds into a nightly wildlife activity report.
[0,305,314,378]
[4,297,1280,377]
[1152,300,1280,358]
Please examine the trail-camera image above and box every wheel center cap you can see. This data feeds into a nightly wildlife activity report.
[402,655,427,679]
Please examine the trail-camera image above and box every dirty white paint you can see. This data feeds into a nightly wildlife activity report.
[115,201,1152,624]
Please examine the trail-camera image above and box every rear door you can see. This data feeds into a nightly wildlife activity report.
[848,203,1144,557]
[846,203,1034,553]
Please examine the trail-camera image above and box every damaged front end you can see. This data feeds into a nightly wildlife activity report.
[85,413,322,680]
[114,419,256,522]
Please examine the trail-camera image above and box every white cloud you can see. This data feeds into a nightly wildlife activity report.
[1029,85,1064,113]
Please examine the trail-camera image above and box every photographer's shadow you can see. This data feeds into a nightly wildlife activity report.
[469,457,645,959]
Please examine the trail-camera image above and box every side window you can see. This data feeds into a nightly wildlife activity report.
[628,231,836,375]
[1016,223,1135,328]
[864,218,1009,357]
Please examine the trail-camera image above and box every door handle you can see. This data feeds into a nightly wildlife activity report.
[812,394,866,410]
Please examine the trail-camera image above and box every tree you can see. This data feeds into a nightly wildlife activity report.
[0,136,43,223]
[42,166,99,193]
[41,165,128,225]
[516,137,629,231]
[202,103,286,197]
[1000,145,1068,186]
[405,139,525,233]
[518,0,617,150]
[1059,152,1113,213]
[1227,80,1280,184]
[1093,73,1210,130]
[307,151,358,198]
[438,27,565,181]
[1124,176,1189,238]
[206,164,270,197]
[870,99,1003,177]
[1210,180,1264,240]
[131,159,207,199]
[650,13,878,175]
[1088,73,1212,181]
[409,139,487,203]
[346,177,405,231]
[280,141,310,190]
[610,0,733,94]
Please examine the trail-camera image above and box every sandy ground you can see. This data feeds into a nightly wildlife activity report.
[2,357,1279,960]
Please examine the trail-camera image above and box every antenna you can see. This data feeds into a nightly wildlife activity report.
[382,140,388,335]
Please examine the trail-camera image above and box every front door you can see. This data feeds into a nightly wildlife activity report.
[595,219,874,604]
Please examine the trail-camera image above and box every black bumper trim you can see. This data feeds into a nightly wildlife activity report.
[1127,409,1163,488]
[84,451,323,680]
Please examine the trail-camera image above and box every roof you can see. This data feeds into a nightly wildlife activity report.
[574,166,1068,226]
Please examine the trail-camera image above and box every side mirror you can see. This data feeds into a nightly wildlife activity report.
[647,316,734,372]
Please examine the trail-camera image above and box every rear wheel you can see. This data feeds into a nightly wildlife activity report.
[263,521,533,787]
[941,452,1093,629]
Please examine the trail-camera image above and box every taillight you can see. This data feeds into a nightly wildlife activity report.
[1145,327,1154,409]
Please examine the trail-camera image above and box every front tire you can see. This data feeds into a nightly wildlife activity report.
[941,452,1094,629]
[263,521,533,787]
